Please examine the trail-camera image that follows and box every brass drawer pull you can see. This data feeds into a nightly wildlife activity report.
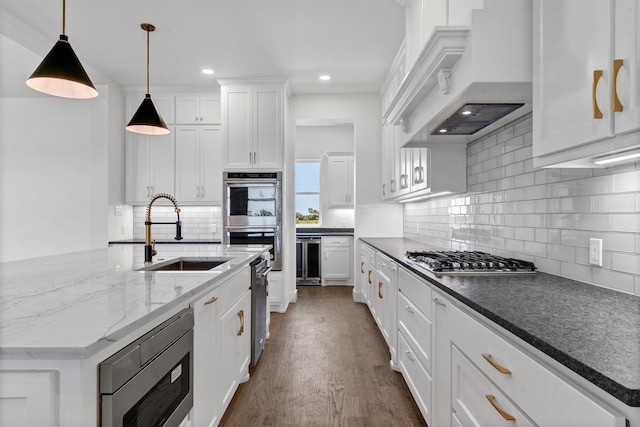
[482,353,512,375]
[485,394,516,421]
[204,296,218,306]
[378,281,383,299]
[613,59,624,112]
[593,69,604,119]
[360,261,365,274]
[368,270,372,284]
[237,309,245,336]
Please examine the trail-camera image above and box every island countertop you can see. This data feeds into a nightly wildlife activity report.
[0,244,269,360]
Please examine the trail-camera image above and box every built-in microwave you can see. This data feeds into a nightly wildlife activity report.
[223,172,282,270]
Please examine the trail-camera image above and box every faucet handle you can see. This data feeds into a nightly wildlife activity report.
[151,240,157,256]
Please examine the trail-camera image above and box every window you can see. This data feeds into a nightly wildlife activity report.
[295,161,320,225]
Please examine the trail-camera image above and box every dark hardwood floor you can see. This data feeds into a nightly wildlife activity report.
[219,285,427,427]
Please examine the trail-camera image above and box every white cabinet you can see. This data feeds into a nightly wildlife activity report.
[397,266,433,425]
[175,95,221,124]
[326,153,354,207]
[381,124,400,199]
[219,80,285,169]
[191,288,221,427]
[192,266,251,427]
[533,0,640,167]
[434,291,626,427]
[374,252,398,366]
[322,236,352,282]
[0,371,58,427]
[360,244,376,309]
[175,125,222,204]
[125,129,175,204]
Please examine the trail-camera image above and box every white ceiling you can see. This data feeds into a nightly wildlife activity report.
[0,0,405,95]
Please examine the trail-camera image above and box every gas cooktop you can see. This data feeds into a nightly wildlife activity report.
[405,250,536,277]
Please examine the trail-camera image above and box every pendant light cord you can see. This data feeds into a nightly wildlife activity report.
[62,0,66,35]
[146,27,150,94]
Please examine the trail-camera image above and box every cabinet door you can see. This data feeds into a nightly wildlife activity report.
[218,291,251,412]
[191,291,219,427]
[126,133,151,203]
[327,156,354,207]
[614,0,640,134]
[253,88,282,168]
[199,126,222,203]
[200,95,222,124]
[175,126,200,202]
[223,87,253,168]
[175,96,199,124]
[323,246,351,280]
[410,147,428,193]
[148,130,175,197]
[533,0,614,158]
[398,148,411,196]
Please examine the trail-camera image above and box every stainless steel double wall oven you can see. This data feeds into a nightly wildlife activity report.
[223,171,282,270]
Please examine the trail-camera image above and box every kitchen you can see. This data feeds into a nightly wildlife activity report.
[1,0,640,426]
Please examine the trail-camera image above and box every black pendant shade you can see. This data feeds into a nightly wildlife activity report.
[126,94,170,135]
[126,23,169,135]
[26,0,98,99]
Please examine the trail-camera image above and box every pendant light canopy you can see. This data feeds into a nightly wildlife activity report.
[126,23,170,136]
[26,0,98,99]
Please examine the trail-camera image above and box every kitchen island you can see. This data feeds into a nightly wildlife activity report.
[0,243,269,427]
[360,237,640,426]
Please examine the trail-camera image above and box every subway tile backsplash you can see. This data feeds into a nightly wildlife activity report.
[404,113,640,296]
[133,206,222,241]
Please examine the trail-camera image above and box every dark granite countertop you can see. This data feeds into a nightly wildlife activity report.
[109,239,222,245]
[361,237,640,407]
[296,227,354,237]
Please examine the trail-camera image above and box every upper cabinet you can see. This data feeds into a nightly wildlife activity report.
[532,0,640,167]
[125,129,175,204]
[326,153,355,207]
[175,95,221,124]
[175,125,222,204]
[218,79,287,169]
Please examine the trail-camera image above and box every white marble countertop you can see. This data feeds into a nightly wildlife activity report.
[0,244,269,360]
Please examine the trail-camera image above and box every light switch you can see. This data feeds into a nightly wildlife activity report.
[589,238,603,266]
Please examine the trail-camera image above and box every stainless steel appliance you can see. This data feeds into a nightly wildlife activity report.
[405,250,536,277]
[251,256,271,366]
[223,172,282,270]
[296,237,322,284]
[99,308,194,427]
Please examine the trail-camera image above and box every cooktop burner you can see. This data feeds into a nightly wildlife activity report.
[405,250,536,277]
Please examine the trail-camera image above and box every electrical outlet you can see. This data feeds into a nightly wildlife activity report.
[589,238,603,266]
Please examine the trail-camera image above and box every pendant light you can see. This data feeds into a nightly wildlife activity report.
[26,0,98,99]
[126,23,170,135]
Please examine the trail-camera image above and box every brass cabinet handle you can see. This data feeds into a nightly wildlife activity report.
[360,261,365,274]
[237,309,245,336]
[482,353,512,375]
[485,395,516,421]
[378,281,383,299]
[204,296,218,306]
[253,151,257,164]
[613,59,624,112]
[382,183,386,196]
[593,69,604,119]
[368,270,372,284]
[390,179,396,193]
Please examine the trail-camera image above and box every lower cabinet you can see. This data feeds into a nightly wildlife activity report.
[192,266,251,427]
[433,290,626,427]
[322,236,352,283]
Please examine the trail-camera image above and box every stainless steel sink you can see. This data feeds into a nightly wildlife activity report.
[136,257,231,272]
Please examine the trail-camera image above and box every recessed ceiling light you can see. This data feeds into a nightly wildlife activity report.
[319,74,331,81]
[462,110,472,115]
[201,68,214,75]
[439,129,448,133]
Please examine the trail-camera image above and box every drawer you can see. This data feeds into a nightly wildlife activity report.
[451,344,535,427]
[448,303,625,427]
[323,236,350,247]
[398,266,432,319]
[375,251,397,281]
[398,292,432,373]
[398,332,432,426]
[216,268,251,313]
[361,244,375,263]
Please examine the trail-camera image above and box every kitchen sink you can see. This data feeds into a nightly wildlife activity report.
[136,257,231,272]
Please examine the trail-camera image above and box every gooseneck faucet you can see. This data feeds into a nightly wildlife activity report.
[145,193,183,264]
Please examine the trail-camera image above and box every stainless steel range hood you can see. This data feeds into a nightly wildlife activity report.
[432,103,524,135]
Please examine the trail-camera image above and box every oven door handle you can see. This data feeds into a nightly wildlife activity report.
[257,266,272,278]
[225,226,279,232]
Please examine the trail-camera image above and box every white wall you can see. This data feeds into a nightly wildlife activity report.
[295,124,355,228]
[0,15,126,262]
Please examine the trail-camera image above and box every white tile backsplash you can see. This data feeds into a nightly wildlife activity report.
[403,113,640,295]
[133,206,222,241]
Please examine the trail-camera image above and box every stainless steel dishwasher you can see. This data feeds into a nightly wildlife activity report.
[251,256,271,366]
[296,237,322,285]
